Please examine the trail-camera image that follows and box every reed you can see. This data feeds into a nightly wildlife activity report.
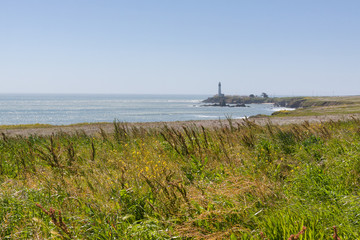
[0,118,359,238]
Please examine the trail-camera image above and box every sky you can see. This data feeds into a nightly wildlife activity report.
[1,1,359,96]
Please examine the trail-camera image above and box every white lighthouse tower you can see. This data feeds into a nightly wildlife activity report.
[218,82,224,97]
[218,82,225,106]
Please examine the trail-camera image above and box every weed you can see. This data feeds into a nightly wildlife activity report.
[36,203,71,238]
[0,118,360,238]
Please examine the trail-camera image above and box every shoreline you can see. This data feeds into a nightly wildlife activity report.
[1,113,360,137]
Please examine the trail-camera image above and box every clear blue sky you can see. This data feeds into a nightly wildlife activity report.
[1,0,359,95]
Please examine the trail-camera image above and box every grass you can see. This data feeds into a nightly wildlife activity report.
[272,96,360,116]
[0,123,55,130]
[0,122,112,130]
[0,118,360,239]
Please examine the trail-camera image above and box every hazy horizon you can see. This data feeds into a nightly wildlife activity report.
[0,92,359,98]
[1,1,359,96]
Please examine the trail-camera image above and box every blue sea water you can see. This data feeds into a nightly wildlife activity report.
[0,94,286,125]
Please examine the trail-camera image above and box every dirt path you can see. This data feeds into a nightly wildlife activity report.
[1,113,360,137]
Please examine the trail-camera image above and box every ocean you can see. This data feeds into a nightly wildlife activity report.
[0,94,288,125]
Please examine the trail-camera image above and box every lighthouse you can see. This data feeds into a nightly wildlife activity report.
[218,82,224,97]
[218,82,225,106]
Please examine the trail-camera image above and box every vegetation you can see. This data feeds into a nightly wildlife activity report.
[1,118,360,239]
[261,92,269,98]
[203,95,360,117]
[0,123,54,130]
[0,122,115,131]
[272,96,360,117]
[203,95,275,104]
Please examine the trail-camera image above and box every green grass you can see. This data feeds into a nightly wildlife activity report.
[0,123,55,130]
[272,96,360,117]
[0,119,360,239]
[0,122,112,130]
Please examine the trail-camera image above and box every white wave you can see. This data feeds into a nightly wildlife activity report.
[271,107,295,111]
[234,116,246,119]
[167,100,202,103]
[195,115,216,118]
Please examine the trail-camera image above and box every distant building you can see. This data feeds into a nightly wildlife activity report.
[218,82,226,106]
[218,82,225,97]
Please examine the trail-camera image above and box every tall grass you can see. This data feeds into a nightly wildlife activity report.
[0,119,360,239]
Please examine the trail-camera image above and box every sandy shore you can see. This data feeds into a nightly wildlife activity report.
[1,113,360,137]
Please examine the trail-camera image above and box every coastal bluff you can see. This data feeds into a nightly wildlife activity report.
[203,95,273,105]
[202,95,350,109]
